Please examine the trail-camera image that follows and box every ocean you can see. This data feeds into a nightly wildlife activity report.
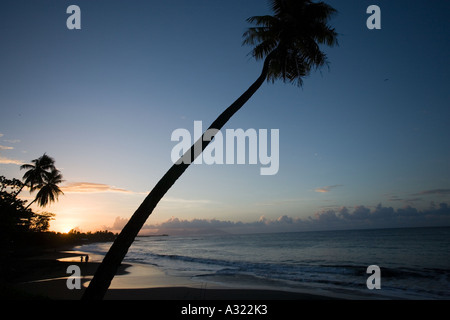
[79,226,450,299]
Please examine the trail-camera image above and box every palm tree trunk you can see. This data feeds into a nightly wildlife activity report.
[25,198,36,210]
[13,184,25,199]
[82,55,273,300]
[15,185,24,197]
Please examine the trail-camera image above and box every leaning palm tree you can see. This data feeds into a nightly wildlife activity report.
[82,0,338,300]
[16,153,56,198]
[25,168,64,209]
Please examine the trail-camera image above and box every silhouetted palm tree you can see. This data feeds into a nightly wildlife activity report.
[83,0,338,300]
[16,153,56,197]
[25,168,64,209]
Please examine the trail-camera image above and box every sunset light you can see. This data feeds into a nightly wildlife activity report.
[62,226,73,234]
[1,0,449,305]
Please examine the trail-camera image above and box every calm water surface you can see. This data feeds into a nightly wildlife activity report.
[80,226,450,299]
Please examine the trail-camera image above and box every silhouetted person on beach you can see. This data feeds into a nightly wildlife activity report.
[85,255,89,263]
[80,256,83,263]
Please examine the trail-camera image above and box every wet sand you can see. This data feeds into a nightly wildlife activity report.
[7,249,337,300]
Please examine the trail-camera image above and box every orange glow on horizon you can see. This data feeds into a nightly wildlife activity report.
[62,226,74,234]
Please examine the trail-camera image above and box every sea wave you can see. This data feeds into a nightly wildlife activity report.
[79,228,450,299]
[122,250,450,298]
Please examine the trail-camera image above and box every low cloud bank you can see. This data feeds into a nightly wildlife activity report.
[110,203,450,236]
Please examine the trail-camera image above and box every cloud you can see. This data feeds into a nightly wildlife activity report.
[413,189,450,196]
[0,135,22,165]
[0,155,23,165]
[60,183,213,210]
[61,182,138,194]
[387,195,422,204]
[161,197,214,205]
[108,202,450,235]
[386,189,450,206]
[310,203,450,229]
[386,195,403,202]
[3,139,21,143]
[255,198,304,206]
[315,184,343,193]
[151,217,236,229]
[112,216,129,230]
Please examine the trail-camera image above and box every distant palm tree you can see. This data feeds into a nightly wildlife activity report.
[25,168,64,209]
[83,0,338,300]
[17,154,64,209]
[17,153,56,197]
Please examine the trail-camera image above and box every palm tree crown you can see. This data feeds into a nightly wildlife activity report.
[243,0,338,86]
[33,168,64,208]
[20,154,64,209]
[20,153,56,192]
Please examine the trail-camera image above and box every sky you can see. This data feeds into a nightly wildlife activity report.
[1,0,449,235]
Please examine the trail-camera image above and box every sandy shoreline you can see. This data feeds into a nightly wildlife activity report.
[6,248,339,300]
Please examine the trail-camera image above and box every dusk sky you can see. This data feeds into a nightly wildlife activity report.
[1,0,449,234]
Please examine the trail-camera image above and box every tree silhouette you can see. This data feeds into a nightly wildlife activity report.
[17,153,56,198]
[25,168,64,209]
[18,154,64,209]
[0,176,32,235]
[82,0,338,300]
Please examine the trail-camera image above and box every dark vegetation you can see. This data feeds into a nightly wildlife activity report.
[0,163,117,291]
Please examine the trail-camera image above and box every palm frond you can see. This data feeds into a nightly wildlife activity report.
[33,168,64,207]
[246,15,278,28]
[243,0,338,87]
[20,164,35,170]
[20,153,57,190]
